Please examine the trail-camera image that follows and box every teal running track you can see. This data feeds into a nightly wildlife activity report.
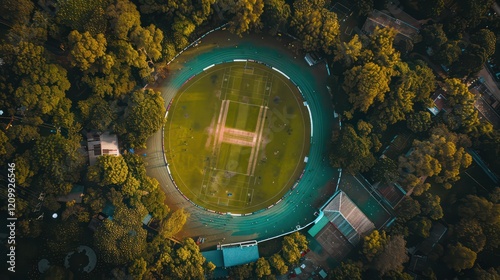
[144,31,339,248]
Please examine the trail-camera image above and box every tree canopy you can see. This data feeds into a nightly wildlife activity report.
[33,133,85,189]
[255,257,272,278]
[330,124,376,173]
[291,0,340,54]
[455,219,487,253]
[160,208,190,239]
[421,24,448,51]
[262,0,290,34]
[443,243,477,272]
[116,89,166,148]
[159,238,214,279]
[362,230,388,262]
[269,253,288,275]
[371,235,409,275]
[282,232,308,264]
[68,30,107,71]
[334,34,363,67]
[94,205,148,265]
[442,78,481,134]
[344,62,392,113]
[398,125,472,189]
[87,155,129,186]
[331,260,363,280]
[228,0,264,35]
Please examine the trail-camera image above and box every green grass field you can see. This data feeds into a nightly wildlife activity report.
[165,62,310,213]
[225,102,261,131]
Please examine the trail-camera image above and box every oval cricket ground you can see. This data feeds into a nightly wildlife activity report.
[165,62,310,213]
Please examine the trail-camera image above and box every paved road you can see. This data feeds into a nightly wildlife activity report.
[144,31,338,249]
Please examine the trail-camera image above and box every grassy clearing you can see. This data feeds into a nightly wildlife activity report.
[165,62,310,213]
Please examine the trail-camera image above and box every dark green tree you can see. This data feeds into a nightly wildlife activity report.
[14,54,70,115]
[474,266,500,280]
[457,195,500,251]
[0,129,11,157]
[418,0,444,17]
[82,58,136,99]
[130,24,164,61]
[408,217,432,238]
[165,238,215,279]
[334,34,363,67]
[5,10,50,46]
[371,235,409,275]
[443,243,477,272]
[398,125,472,188]
[362,230,388,262]
[33,133,85,188]
[230,263,254,279]
[45,219,84,254]
[94,205,148,265]
[457,0,494,29]
[330,124,376,173]
[106,0,141,40]
[442,78,480,133]
[470,29,497,58]
[160,208,189,239]
[83,187,106,213]
[56,0,107,34]
[229,0,265,35]
[376,62,418,125]
[331,260,363,280]
[142,187,170,220]
[0,0,34,25]
[262,0,291,34]
[18,219,42,238]
[396,197,421,222]
[255,257,272,278]
[407,111,432,133]
[78,95,116,131]
[116,89,166,148]
[344,62,391,113]
[13,152,37,187]
[419,193,444,220]
[68,30,107,71]
[87,155,129,186]
[354,0,373,16]
[455,219,486,253]
[129,258,148,279]
[282,232,308,265]
[435,40,462,67]
[420,24,447,51]
[371,157,398,184]
[412,62,437,104]
[365,27,400,68]
[291,0,340,54]
[269,253,288,275]
[451,44,488,77]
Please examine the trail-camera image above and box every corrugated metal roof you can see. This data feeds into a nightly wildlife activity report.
[323,191,375,245]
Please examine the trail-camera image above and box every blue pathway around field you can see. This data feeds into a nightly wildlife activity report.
[159,35,338,243]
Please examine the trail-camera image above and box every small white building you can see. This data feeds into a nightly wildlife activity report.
[87,132,120,165]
